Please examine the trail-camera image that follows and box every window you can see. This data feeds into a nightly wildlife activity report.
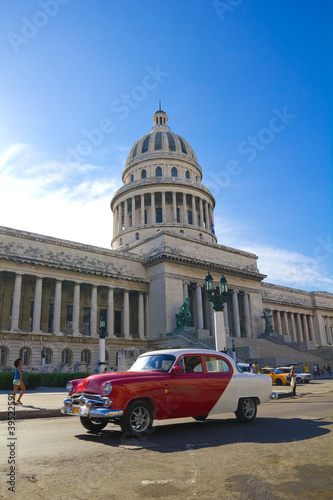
[185,170,190,179]
[19,348,30,366]
[205,356,230,373]
[156,207,162,223]
[177,208,180,223]
[99,309,107,337]
[188,211,193,224]
[83,307,90,335]
[135,232,140,240]
[180,356,203,373]
[171,167,178,177]
[66,306,73,335]
[131,174,134,182]
[114,311,122,337]
[0,347,8,366]
[48,304,54,333]
[81,349,90,366]
[62,349,71,365]
[43,348,52,365]
[156,166,162,177]
[141,169,146,179]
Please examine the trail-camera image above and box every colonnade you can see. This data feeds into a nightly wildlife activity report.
[113,190,214,234]
[183,283,253,338]
[271,309,315,342]
[7,272,147,339]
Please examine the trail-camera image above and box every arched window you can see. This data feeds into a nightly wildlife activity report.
[185,170,190,179]
[141,169,146,179]
[62,349,71,365]
[156,166,162,177]
[19,348,31,366]
[44,348,52,365]
[180,230,184,234]
[81,349,90,366]
[171,167,178,177]
[130,174,134,182]
[135,232,140,241]
[0,347,8,366]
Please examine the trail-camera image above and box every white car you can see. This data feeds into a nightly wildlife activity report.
[277,366,312,384]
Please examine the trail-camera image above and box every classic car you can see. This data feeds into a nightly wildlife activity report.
[276,366,313,384]
[61,349,272,436]
[261,367,289,385]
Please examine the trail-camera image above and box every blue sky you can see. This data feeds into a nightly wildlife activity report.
[0,0,332,292]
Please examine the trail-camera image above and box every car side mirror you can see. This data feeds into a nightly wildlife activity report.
[171,365,183,375]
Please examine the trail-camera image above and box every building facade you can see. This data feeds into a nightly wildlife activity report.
[1,109,332,372]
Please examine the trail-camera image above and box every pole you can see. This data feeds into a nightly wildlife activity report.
[214,310,226,351]
[99,336,106,374]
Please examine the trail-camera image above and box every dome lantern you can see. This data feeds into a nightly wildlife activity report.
[152,100,169,129]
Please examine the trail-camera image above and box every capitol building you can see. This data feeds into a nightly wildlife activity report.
[1,108,332,372]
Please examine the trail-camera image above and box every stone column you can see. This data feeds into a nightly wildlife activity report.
[243,292,251,338]
[290,313,297,342]
[138,292,145,338]
[124,199,129,229]
[72,283,80,335]
[183,282,189,301]
[205,201,209,230]
[302,314,310,342]
[90,285,98,336]
[123,290,130,339]
[223,300,229,331]
[141,194,145,225]
[308,315,315,341]
[195,284,204,330]
[150,192,155,224]
[282,311,289,335]
[53,280,62,334]
[203,292,210,330]
[162,191,166,223]
[232,290,241,337]
[131,196,135,226]
[296,313,303,342]
[32,277,43,333]
[10,273,23,332]
[118,205,122,232]
[275,310,282,335]
[192,195,197,226]
[172,191,177,222]
[145,294,149,339]
[107,287,115,338]
[183,193,187,224]
[199,198,204,227]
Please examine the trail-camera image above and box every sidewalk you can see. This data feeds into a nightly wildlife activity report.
[0,388,67,420]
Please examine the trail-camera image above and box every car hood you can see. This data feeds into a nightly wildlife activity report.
[76,371,167,394]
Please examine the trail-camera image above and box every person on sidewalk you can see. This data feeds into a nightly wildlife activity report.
[289,365,296,396]
[13,357,25,405]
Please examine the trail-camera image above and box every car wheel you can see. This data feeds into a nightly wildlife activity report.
[296,377,303,384]
[235,398,257,423]
[193,415,208,421]
[120,400,153,436]
[275,379,282,386]
[80,416,108,432]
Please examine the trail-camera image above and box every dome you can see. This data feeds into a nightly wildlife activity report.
[125,109,198,167]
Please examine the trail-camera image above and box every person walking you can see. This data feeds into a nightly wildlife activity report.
[12,357,25,405]
[289,365,296,396]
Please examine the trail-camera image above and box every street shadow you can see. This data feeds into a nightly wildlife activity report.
[74,416,332,453]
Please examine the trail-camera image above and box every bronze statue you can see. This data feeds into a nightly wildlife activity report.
[175,297,192,327]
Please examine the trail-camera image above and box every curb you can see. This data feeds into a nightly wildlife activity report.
[0,409,66,421]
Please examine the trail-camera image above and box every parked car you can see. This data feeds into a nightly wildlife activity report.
[261,367,289,385]
[62,349,272,435]
[277,366,312,384]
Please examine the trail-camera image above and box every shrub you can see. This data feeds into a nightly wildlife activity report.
[0,372,89,391]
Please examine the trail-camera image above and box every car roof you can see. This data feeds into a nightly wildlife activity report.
[141,348,229,357]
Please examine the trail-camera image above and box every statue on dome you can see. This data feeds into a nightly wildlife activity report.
[175,297,192,327]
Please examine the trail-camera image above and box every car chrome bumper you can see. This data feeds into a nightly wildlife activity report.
[61,397,123,418]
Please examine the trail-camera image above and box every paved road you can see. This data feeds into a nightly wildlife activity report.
[1,380,332,500]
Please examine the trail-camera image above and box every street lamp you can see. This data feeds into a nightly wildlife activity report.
[205,272,228,352]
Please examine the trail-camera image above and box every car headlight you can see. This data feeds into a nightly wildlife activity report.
[103,381,112,396]
[66,381,73,394]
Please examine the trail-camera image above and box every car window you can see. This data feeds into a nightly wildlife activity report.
[262,369,270,374]
[205,356,230,373]
[274,369,283,374]
[129,354,175,372]
[181,356,203,373]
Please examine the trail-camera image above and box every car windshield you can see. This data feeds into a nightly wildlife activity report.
[274,369,283,374]
[128,354,176,372]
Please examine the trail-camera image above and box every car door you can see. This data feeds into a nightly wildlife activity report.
[170,355,212,417]
[203,355,234,414]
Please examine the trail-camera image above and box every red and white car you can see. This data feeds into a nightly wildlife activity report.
[62,349,272,435]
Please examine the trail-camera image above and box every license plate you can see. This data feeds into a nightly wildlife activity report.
[72,405,79,414]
